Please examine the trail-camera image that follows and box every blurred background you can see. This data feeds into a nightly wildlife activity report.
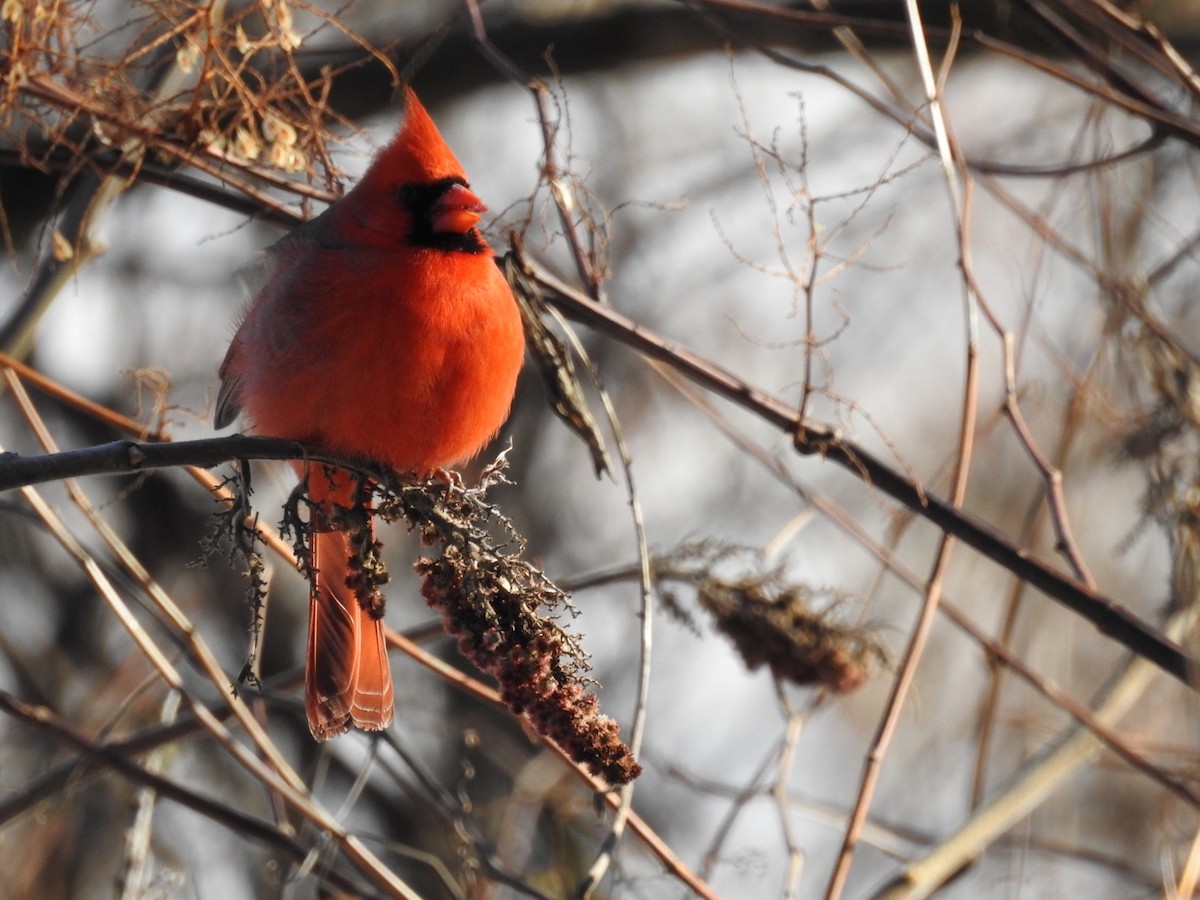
[2,1,1199,897]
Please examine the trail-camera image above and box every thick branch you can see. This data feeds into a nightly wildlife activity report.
[0,435,371,492]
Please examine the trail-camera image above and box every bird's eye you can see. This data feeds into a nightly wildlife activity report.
[395,184,419,207]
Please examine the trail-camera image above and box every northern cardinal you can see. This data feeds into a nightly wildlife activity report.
[216,88,525,740]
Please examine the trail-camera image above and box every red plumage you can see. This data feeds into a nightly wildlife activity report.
[217,87,525,740]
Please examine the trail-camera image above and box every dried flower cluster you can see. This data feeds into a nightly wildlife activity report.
[659,544,884,693]
[1,0,391,204]
[376,456,642,786]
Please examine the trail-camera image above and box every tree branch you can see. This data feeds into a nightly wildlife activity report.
[0,435,366,492]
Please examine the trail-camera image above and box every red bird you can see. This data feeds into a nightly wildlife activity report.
[216,88,525,740]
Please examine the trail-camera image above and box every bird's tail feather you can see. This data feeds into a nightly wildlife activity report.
[302,466,394,741]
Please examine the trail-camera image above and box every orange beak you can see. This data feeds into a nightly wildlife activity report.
[431,183,486,235]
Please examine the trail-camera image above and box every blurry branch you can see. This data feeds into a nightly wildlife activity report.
[827,7,982,895]
[0,672,280,827]
[508,252,1200,689]
[2,372,422,898]
[0,147,303,229]
[0,690,372,896]
[978,175,1200,368]
[688,0,1198,170]
[639,347,1200,897]
[9,471,419,896]
[1015,0,1200,107]
[387,626,721,900]
[465,0,606,296]
[685,0,916,41]
[960,178,1112,813]
[714,386,1200,808]
[1179,826,1200,899]
[874,598,1200,900]
[773,687,808,897]
[966,225,1097,588]
[372,731,558,900]
[116,694,197,897]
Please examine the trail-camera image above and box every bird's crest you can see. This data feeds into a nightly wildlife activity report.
[361,86,468,190]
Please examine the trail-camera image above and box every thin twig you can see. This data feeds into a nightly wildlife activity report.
[826,9,980,894]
